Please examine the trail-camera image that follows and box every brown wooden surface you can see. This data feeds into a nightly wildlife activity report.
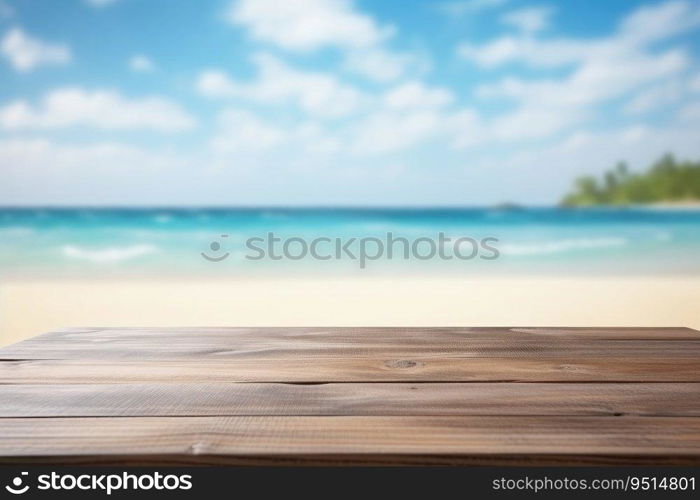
[3,357,700,383]
[3,327,700,360]
[3,382,700,417]
[3,416,700,466]
[0,327,699,465]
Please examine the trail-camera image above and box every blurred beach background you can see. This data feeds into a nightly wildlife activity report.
[2,206,700,344]
[2,0,700,345]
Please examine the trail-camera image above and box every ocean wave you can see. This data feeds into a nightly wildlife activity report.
[62,244,159,263]
[153,214,173,224]
[260,211,289,220]
[501,237,627,256]
[0,226,36,236]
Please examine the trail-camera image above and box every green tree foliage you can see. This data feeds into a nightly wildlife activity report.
[561,154,700,206]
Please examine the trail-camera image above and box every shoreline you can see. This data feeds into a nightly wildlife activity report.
[4,269,700,281]
[558,202,700,210]
[642,201,700,210]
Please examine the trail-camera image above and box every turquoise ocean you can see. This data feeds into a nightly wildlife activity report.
[1,208,700,278]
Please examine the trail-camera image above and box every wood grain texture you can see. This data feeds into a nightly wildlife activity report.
[25,326,700,340]
[0,327,699,465]
[3,327,700,360]
[0,416,699,466]
[1,382,699,417]
[2,357,699,383]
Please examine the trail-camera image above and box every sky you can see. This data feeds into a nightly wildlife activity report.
[1,0,700,206]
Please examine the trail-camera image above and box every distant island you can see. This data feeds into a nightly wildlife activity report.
[561,154,700,207]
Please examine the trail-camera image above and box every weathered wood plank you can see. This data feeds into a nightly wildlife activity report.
[2,357,699,383]
[1,327,698,465]
[1,383,699,417]
[0,416,698,466]
[32,326,700,340]
[3,336,700,360]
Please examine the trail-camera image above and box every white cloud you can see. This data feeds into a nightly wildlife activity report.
[210,109,288,153]
[458,36,589,68]
[227,0,411,81]
[342,48,413,83]
[197,53,363,118]
[0,138,180,171]
[0,138,194,205]
[1,27,71,72]
[489,106,585,142]
[677,100,700,122]
[129,55,156,73]
[201,70,466,157]
[197,70,237,97]
[466,49,687,144]
[459,1,700,68]
[478,51,687,108]
[352,109,444,154]
[84,0,120,8]
[350,83,465,154]
[383,82,454,110]
[455,1,698,146]
[501,7,552,34]
[200,72,467,158]
[461,2,700,69]
[619,0,700,44]
[227,0,391,52]
[624,81,684,114]
[296,122,342,154]
[458,37,521,68]
[0,88,196,132]
[209,107,343,157]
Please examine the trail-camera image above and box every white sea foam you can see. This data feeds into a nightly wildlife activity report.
[0,226,36,236]
[153,214,172,224]
[62,244,159,263]
[501,237,627,256]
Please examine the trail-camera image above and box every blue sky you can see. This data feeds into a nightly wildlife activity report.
[1,0,700,206]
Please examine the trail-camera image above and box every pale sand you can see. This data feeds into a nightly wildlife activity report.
[1,276,699,346]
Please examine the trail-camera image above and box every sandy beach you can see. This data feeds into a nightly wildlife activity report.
[2,276,699,346]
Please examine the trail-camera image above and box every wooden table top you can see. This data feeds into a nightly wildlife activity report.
[1,327,699,466]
